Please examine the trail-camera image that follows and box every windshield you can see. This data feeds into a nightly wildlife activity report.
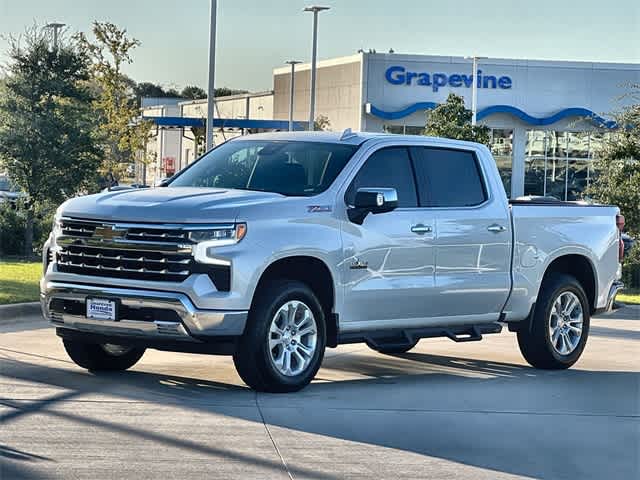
[169,140,359,196]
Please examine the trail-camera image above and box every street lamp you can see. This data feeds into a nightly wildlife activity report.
[206,0,217,151]
[303,5,330,131]
[285,60,302,131]
[465,56,487,125]
[45,22,66,49]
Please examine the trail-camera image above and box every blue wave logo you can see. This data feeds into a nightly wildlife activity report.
[366,103,616,128]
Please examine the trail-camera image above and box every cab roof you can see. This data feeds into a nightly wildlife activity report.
[238,130,485,149]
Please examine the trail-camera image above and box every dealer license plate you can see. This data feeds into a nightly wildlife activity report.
[86,298,117,320]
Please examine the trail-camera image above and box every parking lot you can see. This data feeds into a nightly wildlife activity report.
[1,308,638,480]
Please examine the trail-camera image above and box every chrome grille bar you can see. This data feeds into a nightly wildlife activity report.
[57,260,190,276]
[60,250,191,265]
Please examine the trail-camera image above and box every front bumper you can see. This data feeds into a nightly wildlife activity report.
[41,281,248,342]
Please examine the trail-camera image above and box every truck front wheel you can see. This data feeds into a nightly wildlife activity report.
[517,273,590,369]
[233,280,326,392]
[63,339,145,372]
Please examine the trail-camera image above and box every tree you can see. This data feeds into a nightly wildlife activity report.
[424,93,490,146]
[586,85,640,286]
[78,22,152,179]
[314,114,331,131]
[0,26,101,255]
[181,85,207,100]
[214,87,248,98]
[587,86,640,237]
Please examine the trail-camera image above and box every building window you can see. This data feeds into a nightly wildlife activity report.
[383,124,424,135]
[489,129,513,197]
[524,130,608,201]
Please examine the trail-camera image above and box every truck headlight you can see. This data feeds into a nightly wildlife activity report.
[191,223,246,265]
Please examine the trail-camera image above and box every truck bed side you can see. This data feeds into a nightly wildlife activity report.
[503,204,620,322]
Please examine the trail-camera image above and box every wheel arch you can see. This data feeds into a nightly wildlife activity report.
[541,253,597,312]
[253,255,338,347]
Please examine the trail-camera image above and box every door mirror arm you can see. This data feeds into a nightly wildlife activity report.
[347,188,398,225]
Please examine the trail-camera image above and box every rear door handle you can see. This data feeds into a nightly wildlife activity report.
[411,224,432,235]
[487,224,507,233]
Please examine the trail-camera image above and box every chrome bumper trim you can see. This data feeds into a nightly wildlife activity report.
[606,281,625,310]
[41,281,248,339]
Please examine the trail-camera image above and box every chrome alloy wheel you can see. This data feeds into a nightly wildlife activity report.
[268,300,318,376]
[101,343,133,356]
[548,291,583,355]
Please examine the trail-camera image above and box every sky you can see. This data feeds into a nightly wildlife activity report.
[1,0,638,92]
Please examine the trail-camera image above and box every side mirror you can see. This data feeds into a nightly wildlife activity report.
[348,188,398,224]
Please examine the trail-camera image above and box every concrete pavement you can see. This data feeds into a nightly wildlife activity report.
[1,310,638,479]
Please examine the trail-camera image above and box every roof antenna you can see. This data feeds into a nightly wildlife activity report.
[340,128,356,141]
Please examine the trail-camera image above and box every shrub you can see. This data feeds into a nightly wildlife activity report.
[0,203,54,257]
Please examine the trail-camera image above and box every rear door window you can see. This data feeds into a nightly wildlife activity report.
[412,147,487,207]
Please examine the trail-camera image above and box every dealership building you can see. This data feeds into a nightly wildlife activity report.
[273,53,639,200]
[143,52,638,200]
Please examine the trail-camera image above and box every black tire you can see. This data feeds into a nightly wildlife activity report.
[517,273,590,369]
[368,340,418,354]
[63,339,145,372]
[233,280,326,393]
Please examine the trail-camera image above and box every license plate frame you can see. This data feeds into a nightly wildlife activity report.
[86,297,119,321]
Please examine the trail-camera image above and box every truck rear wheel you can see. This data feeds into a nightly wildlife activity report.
[63,339,145,372]
[517,273,590,369]
[233,280,326,393]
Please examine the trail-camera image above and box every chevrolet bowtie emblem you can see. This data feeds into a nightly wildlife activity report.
[94,225,127,240]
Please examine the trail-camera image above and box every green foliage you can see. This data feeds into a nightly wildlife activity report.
[314,114,331,131]
[0,204,23,255]
[0,202,54,256]
[424,93,491,146]
[214,87,249,98]
[133,81,180,106]
[586,84,640,287]
[586,85,640,238]
[181,85,207,100]
[0,26,101,254]
[77,22,152,179]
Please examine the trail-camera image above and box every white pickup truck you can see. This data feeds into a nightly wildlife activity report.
[41,131,625,392]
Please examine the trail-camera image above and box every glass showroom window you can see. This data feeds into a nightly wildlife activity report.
[383,124,424,135]
[524,130,606,201]
[490,129,513,197]
[524,130,547,197]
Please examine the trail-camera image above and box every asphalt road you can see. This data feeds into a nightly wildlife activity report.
[1,308,638,480]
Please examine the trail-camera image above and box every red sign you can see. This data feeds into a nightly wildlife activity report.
[162,157,176,176]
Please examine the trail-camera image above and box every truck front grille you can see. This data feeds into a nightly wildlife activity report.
[56,218,194,282]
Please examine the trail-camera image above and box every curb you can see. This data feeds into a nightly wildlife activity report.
[0,302,42,324]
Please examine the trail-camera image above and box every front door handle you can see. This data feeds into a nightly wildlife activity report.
[487,224,507,233]
[411,224,432,235]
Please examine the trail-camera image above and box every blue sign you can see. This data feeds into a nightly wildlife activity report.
[385,65,512,92]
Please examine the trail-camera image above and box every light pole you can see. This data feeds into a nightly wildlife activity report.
[465,56,487,125]
[285,60,301,131]
[303,5,330,131]
[45,22,66,49]
[206,0,217,151]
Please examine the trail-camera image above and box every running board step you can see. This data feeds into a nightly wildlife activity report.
[338,322,503,346]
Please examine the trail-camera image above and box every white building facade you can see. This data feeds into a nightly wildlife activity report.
[273,53,639,199]
[141,92,274,185]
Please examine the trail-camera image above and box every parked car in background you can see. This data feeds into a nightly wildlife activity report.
[41,131,625,392]
[621,233,635,257]
[0,174,25,204]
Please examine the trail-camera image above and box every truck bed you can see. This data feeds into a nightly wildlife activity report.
[503,201,620,321]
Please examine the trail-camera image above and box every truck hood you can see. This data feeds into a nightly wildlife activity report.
[59,187,285,223]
